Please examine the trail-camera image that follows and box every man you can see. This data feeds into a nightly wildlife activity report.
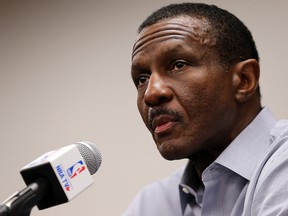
[123,3,288,216]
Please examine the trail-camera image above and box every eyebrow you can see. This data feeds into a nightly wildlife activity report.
[131,43,199,73]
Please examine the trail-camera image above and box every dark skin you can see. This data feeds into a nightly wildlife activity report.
[131,15,261,177]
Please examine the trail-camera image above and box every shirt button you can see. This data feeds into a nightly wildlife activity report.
[182,187,190,194]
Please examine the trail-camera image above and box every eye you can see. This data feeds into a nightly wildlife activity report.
[135,74,150,86]
[171,60,189,72]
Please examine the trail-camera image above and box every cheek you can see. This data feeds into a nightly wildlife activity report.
[137,96,149,127]
[178,81,210,113]
[178,77,232,126]
[190,81,235,130]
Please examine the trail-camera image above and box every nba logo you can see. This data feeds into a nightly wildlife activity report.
[67,160,86,179]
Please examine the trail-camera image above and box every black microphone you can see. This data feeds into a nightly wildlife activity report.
[0,141,102,216]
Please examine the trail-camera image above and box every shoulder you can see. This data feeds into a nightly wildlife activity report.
[245,119,288,215]
[257,120,288,184]
[259,119,288,179]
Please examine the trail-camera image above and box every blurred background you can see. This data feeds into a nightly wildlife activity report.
[0,0,287,215]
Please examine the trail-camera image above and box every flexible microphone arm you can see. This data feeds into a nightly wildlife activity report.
[0,178,49,216]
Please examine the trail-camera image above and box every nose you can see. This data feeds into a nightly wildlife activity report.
[144,73,173,107]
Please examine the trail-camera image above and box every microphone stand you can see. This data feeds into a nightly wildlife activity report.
[0,179,48,216]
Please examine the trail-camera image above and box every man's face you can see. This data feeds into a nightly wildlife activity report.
[131,16,238,160]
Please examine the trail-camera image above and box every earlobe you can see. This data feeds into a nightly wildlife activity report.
[233,59,260,103]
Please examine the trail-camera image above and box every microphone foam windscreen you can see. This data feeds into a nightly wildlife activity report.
[75,141,102,175]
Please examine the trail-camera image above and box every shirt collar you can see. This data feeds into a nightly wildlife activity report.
[215,107,277,180]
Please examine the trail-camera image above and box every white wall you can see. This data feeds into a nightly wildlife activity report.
[0,0,287,215]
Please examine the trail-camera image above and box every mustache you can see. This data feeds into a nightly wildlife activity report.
[148,107,183,130]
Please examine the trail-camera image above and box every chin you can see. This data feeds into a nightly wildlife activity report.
[162,155,184,161]
[158,144,186,161]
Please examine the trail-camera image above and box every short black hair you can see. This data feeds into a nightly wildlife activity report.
[138,3,259,69]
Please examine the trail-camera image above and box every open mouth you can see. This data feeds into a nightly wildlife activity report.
[152,115,178,134]
[154,121,177,133]
[148,107,183,134]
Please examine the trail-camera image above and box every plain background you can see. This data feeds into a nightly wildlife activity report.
[0,0,287,215]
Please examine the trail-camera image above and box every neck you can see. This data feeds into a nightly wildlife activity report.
[189,103,262,176]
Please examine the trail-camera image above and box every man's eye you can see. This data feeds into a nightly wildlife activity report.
[136,75,149,86]
[171,61,189,72]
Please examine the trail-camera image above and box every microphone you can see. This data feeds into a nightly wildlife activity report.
[0,141,102,216]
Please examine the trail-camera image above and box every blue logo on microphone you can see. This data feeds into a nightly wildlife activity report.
[67,160,86,179]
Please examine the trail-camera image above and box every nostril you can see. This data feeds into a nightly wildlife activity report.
[145,100,154,107]
[159,96,170,104]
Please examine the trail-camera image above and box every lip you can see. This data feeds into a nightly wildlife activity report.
[152,115,178,134]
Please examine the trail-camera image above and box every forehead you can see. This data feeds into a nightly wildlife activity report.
[132,15,215,59]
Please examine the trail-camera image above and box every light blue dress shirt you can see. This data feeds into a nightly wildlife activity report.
[122,107,288,215]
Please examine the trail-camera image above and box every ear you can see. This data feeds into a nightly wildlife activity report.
[232,59,260,103]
